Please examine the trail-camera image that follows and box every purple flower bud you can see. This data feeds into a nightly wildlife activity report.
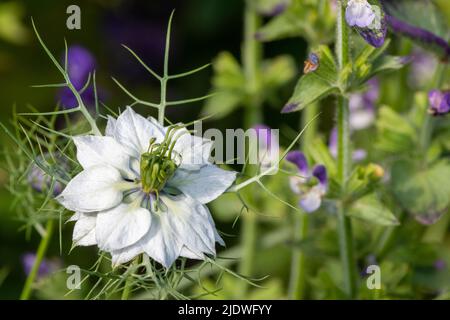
[22,253,52,278]
[58,45,100,110]
[286,151,308,176]
[428,90,450,116]
[65,45,96,90]
[345,1,387,48]
[58,86,97,110]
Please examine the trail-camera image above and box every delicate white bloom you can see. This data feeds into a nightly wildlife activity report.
[57,107,236,267]
[345,0,375,28]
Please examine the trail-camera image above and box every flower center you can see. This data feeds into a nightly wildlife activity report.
[140,126,182,194]
[140,153,177,193]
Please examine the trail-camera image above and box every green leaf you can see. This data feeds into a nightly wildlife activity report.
[261,55,296,89]
[368,55,410,79]
[348,194,399,226]
[375,106,417,154]
[201,52,245,118]
[282,45,339,113]
[392,160,450,224]
[256,0,335,44]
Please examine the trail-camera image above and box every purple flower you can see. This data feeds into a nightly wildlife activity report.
[21,253,60,278]
[58,45,98,109]
[428,90,450,116]
[346,0,375,28]
[346,0,387,48]
[65,45,96,90]
[286,151,328,213]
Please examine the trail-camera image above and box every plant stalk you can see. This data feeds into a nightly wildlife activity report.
[336,1,357,299]
[237,0,263,298]
[20,219,54,300]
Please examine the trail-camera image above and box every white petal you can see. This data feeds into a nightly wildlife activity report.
[172,127,213,170]
[96,202,152,251]
[167,165,236,204]
[57,165,123,212]
[113,107,165,157]
[73,135,135,178]
[140,214,182,268]
[68,212,82,222]
[161,194,218,256]
[111,244,143,266]
[179,246,205,260]
[73,213,97,246]
[105,115,117,137]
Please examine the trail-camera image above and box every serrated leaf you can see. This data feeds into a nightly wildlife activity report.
[281,45,339,113]
[392,159,450,224]
[348,194,399,226]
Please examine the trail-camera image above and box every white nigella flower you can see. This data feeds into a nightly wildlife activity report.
[58,107,237,268]
[345,0,375,28]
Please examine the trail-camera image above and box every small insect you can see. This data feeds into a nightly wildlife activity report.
[303,53,319,74]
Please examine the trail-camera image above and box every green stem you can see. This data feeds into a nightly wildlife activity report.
[336,1,357,299]
[237,0,262,298]
[158,11,174,125]
[288,103,318,300]
[20,219,54,300]
[121,277,132,300]
[159,78,168,125]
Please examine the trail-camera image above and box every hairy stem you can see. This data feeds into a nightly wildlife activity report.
[20,219,54,300]
[336,1,357,299]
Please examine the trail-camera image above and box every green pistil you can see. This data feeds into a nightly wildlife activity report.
[140,127,181,195]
